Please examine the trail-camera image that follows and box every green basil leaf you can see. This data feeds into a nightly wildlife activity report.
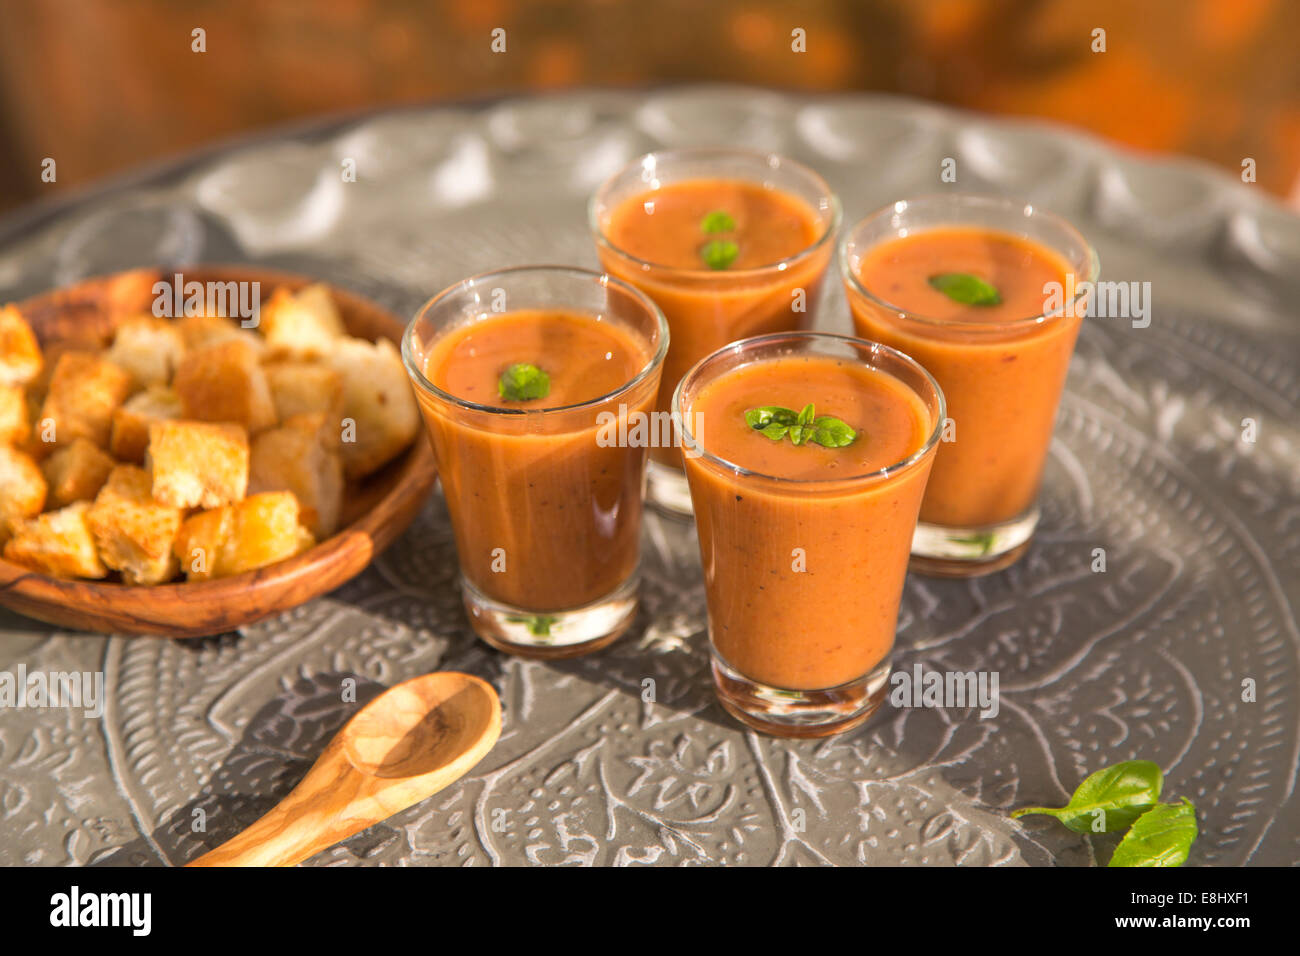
[951,531,997,556]
[810,415,857,448]
[746,406,798,429]
[1011,759,1162,833]
[1109,799,1197,868]
[498,362,550,402]
[701,239,739,270]
[700,210,736,234]
[928,272,1002,306]
[746,405,856,449]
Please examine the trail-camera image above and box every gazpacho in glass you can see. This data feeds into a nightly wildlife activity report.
[591,148,840,515]
[842,195,1098,575]
[675,331,943,737]
[402,267,667,657]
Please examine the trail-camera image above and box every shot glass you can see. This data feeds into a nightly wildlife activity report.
[675,331,944,737]
[591,148,841,516]
[841,195,1099,575]
[402,266,667,658]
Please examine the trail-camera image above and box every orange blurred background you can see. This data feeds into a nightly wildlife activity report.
[0,0,1296,213]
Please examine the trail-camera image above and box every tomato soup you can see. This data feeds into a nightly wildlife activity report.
[598,177,834,469]
[848,226,1081,528]
[418,309,658,611]
[682,352,936,692]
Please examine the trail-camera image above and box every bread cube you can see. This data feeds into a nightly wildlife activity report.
[0,383,28,446]
[173,491,314,581]
[248,415,344,538]
[87,465,183,585]
[3,501,106,579]
[175,314,266,356]
[148,420,248,509]
[264,360,345,437]
[173,339,277,432]
[260,284,345,357]
[41,437,115,507]
[36,350,134,452]
[105,314,186,388]
[110,385,183,463]
[326,337,419,478]
[0,446,46,545]
[0,304,42,387]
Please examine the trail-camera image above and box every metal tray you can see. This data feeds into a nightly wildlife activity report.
[1,86,1296,866]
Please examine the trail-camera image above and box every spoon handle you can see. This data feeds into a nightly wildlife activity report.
[187,743,371,867]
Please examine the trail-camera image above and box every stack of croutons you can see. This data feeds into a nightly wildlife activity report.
[0,283,418,584]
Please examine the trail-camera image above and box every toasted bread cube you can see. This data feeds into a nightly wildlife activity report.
[106,314,186,388]
[0,383,27,446]
[173,339,277,432]
[110,385,183,463]
[0,445,46,545]
[326,337,418,478]
[41,437,115,507]
[259,284,345,357]
[36,350,134,452]
[3,501,106,578]
[248,416,343,538]
[148,420,248,509]
[0,305,42,387]
[87,465,183,585]
[175,314,266,356]
[173,491,314,581]
[264,360,345,435]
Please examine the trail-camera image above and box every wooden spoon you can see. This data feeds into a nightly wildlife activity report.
[187,672,501,867]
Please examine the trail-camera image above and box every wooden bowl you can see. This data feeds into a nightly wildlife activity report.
[0,266,437,638]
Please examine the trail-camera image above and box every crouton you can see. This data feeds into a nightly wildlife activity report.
[147,420,248,509]
[0,446,46,545]
[110,385,183,463]
[248,416,343,538]
[175,314,266,356]
[173,491,314,581]
[0,383,27,446]
[172,339,276,432]
[3,501,106,578]
[259,284,345,357]
[105,314,186,388]
[41,437,115,507]
[36,350,134,452]
[264,360,345,436]
[0,305,42,387]
[325,337,419,478]
[87,465,183,585]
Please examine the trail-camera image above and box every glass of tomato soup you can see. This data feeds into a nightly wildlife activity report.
[842,195,1099,576]
[675,332,944,737]
[591,148,841,516]
[402,267,668,658]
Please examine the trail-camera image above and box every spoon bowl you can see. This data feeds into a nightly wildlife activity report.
[187,672,501,866]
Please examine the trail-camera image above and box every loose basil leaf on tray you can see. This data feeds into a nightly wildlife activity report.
[1011,759,1163,833]
[1108,799,1198,868]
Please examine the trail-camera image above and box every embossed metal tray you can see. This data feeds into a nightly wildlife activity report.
[0,87,1296,866]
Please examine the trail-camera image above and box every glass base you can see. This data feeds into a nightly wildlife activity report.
[462,574,639,659]
[909,507,1038,578]
[646,460,694,517]
[711,654,892,738]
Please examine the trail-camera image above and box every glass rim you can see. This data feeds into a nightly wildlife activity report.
[673,330,947,487]
[588,146,843,279]
[401,264,670,416]
[840,193,1101,331]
